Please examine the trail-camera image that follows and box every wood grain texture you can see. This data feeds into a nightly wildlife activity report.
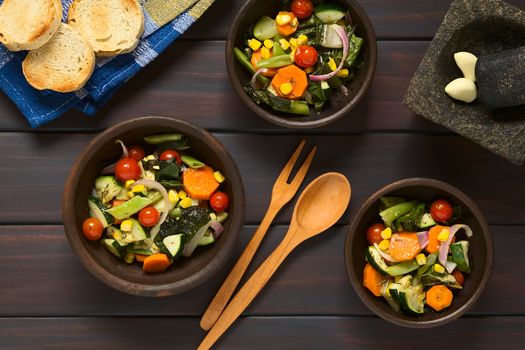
[184,0,525,40]
[0,224,522,316]
[0,133,522,225]
[0,41,435,131]
[1,316,525,350]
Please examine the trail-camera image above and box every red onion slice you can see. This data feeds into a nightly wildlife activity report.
[182,222,212,257]
[209,220,224,239]
[115,139,129,158]
[438,224,473,266]
[373,243,397,263]
[134,179,174,239]
[339,84,349,96]
[251,68,269,88]
[416,231,429,249]
[310,25,349,82]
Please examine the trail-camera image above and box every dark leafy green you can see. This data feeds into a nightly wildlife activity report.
[155,159,181,183]
[155,206,212,256]
[396,203,425,232]
[244,85,310,115]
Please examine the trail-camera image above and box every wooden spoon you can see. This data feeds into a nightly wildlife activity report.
[197,172,351,350]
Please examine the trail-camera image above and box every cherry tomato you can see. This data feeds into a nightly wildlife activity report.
[160,149,182,165]
[452,270,464,286]
[138,206,160,228]
[128,145,145,161]
[210,191,230,212]
[115,157,141,183]
[291,0,314,19]
[82,218,103,241]
[366,223,385,245]
[294,45,318,68]
[430,199,453,223]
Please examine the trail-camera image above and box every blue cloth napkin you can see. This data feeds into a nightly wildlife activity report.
[0,0,213,128]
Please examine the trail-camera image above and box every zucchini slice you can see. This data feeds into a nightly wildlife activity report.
[163,234,183,258]
[314,3,346,24]
[95,176,123,204]
[365,246,389,275]
[198,230,216,246]
[398,284,425,314]
[88,196,113,228]
[102,238,127,259]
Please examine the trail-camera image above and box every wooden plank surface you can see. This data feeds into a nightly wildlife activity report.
[0,224,521,316]
[0,133,523,225]
[2,316,525,350]
[0,41,437,132]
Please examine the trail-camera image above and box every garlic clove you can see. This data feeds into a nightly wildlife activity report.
[454,52,478,82]
[445,78,477,103]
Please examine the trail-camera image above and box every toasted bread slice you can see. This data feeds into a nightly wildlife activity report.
[68,0,144,57]
[0,0,62,51]
[22,23,95,93]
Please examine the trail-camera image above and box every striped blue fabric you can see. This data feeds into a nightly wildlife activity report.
[0,0,201,127]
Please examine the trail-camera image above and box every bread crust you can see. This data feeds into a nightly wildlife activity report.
[22,23,96,93]
[0,0,63,51]
[68,0,144,57]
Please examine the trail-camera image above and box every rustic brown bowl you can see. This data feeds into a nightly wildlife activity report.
[62,116,245,297]
[344,178,493,328]
[226,0,377,129]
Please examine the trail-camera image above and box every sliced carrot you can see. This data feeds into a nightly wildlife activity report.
[388,232,421,262]
[276,12,298,36]
[426,285,453,311]
[363,263,386,297]
[426,225,449,253]
[143,253,171,273]
[270,65,308,99]
[182,166,220,200]
[250,50,277,77]
[452,270,464,286]
[135,254,148,263]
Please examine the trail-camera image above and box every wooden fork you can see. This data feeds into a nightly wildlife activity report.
[199,140,317,331]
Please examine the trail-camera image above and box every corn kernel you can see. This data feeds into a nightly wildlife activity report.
[289,48,296,62]
[263,39,274,49]
[120,219,133,232]
[289,38,298,48]
[297,34,308,46]
[210,213,217,221]
[304,66,315,74]
[144,155,155,161]
[261,47,271,59]
[292,17,299,27]
[434,263,445,274]
[112,230,123,241]
[337,69,349,78]
[248,38,261,51]
[380,227,392,240]
[213,171,225,183]
[276,13,291,26]
[168,189,179,204]
[378,239,390,251]
[437,228,450,242]
[279,39,290,51]
[131,184,146,193]
[124,180,135,189]
[179,197,193,209]
[416,253,427,265]
[280,83,293,95]
[127,191,135,199]
[328,57,337,71]
[177,190,187,199]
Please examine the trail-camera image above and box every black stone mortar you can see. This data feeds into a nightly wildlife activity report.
[403,0,525,165]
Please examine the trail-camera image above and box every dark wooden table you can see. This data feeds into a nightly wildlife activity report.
[1,1,524,349]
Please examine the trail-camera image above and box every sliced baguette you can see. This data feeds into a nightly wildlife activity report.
[68,0,144,57]
[22,23,95,93]
[0,0,62,51]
